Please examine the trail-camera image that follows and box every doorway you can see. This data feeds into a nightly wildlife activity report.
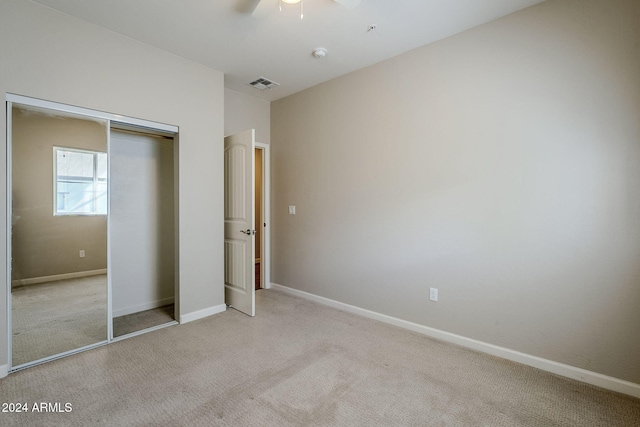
[223,132,269,316]
[255,147,262,290]
[255,143,270,291]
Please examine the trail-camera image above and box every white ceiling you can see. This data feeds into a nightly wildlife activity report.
[32,0,545,102]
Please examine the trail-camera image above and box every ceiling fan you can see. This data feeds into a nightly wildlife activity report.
[251,0,361,19]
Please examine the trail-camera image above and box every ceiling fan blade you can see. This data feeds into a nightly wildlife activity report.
[251,0,279,19]
[333,0,361,9]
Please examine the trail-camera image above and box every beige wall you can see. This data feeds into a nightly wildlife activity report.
[11,107,108,282]
[272,0,640,384]
[225,88,271,144]
[1,0,225,368]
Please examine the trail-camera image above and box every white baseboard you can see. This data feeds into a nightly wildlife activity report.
[12,269,107,287]
[271,283,640,399]
[0,364,8,379]
[180,303,226,324]
[113,297,175,318]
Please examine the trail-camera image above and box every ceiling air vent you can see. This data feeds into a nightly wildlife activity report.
[248,77,280,90]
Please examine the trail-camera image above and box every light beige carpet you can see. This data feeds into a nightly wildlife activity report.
[1,289,639,426]
[113,304,175,337]
[11,275,107,366]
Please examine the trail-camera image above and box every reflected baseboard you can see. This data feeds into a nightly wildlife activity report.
[12,269,107,287]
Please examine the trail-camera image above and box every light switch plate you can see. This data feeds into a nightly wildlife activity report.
[289,205,296,215]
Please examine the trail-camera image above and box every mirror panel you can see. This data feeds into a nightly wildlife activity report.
[11,104,108,366]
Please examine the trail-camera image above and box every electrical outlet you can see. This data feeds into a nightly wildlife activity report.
[429,287,438,302]
[79,250,85,258]
[288,205,296,215]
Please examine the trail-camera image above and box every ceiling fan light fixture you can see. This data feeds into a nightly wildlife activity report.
[280,0,303,19]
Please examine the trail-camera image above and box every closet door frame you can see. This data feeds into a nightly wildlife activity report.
[5,93,178,371]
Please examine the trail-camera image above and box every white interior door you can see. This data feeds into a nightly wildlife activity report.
[224,129,255,316]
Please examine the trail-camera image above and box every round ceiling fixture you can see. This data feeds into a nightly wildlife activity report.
[313,48,328,58]
[280,0,303,19]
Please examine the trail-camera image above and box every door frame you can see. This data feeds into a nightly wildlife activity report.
[5,93,179,371]
[255,142,270,289]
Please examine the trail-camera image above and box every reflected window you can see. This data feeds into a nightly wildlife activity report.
[54,147,107,215]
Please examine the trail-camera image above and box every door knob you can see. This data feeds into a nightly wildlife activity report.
[240,229,255,235]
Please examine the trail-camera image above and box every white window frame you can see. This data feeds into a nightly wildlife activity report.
[53,146,107,216]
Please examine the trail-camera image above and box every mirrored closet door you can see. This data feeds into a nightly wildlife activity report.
[8,95,179,371]
[10,104,109,367]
